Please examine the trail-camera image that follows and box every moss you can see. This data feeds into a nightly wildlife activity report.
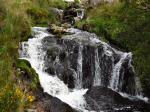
[16,59,39,89]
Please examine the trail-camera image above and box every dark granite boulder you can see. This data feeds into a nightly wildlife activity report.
[39,93,77,112]
[84,86,150,112]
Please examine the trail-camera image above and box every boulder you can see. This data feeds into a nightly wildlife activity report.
[84,86,150,112]
[61,23,72,29]
[62,3,85,25]
[49,8,63,22]
[37,92,77,112]
[48,24,67,35]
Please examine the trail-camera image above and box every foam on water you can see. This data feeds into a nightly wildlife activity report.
[109,52,130,91]
[119,92,149,103]
[19,27,88,111]
[64,0,74,2]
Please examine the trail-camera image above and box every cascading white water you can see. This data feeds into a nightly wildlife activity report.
[19,26,148,112]
[128,57,143,96]
[93,48,101,86]
[102,43,113,57]
[19,27,88,111]
[109,52,130,91]
[77,9,85,20]
[76,45,83,89]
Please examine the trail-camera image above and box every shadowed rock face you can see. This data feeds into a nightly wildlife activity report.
[39,93,77,112]
[62,3,85,25]
[84,86,150,112]
[35,87,77,112]
[42,29,139,95]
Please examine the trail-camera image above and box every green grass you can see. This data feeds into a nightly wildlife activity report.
[0,0,67,111]
[16,59,39,89]
[27,0,67,26]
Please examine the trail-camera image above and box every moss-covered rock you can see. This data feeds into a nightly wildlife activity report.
[48,24,68,35]
[16,59,39,89]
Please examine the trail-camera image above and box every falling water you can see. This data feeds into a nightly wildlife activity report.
[19,26,148,112]
[76,45,83,89]
[109,52,130,91]
[77,9,85,19]
[93,48,101,86]
[19,27,88,111]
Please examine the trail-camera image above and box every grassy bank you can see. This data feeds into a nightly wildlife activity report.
[76,0,150,96]
[0,0,66,111]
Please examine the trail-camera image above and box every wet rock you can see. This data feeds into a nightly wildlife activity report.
[62,3,85,25]
[45,66,55,75]
[49,8,63,22]
[30,85,78,112]
[64,8,78,17]
[38,92,77,112]
[47,45,61,60]
[63,15,75,25]
[82,45,95,88]
[84,86,150,112]
[60,68,75,88]
[119,59,137,95]
[61,23,72,29]
[81,23,92,31]
[48,24,67,35]
[62,31,100,46]
[43,28,139,93]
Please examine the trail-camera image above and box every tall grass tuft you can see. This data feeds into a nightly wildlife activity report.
[0,0,67,111]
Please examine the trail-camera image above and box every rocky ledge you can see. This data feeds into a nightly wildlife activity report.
[84,86,150,112]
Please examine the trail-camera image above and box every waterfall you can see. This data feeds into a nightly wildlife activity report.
[76,45,83,89]
[19,27,88,111]
[77,9,85,20]
[19,27,147,112]
[109,52,130,91]
[93,48,101,86]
